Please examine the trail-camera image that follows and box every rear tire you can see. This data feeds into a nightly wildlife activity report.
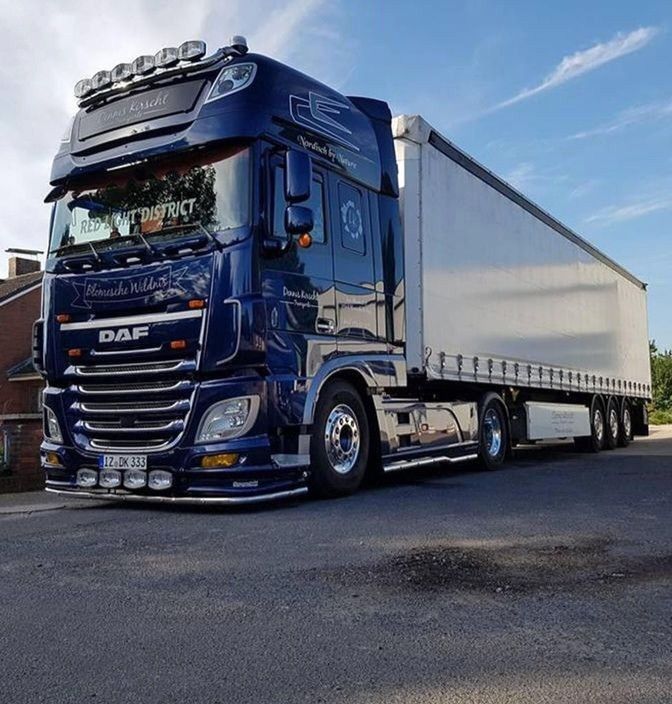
[309,381,369,498]
[618,399,633,447]
[574,396,605,453]
[604,397,619,451]
[478,395,508,470]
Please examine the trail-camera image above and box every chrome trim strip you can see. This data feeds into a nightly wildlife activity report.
[76,380,192,396]
[45,487,309,506]
[91,345,163,357]
[79,400,189,415]
[74,359,193,377]
[89,438,170,451]
[82,420,183,434]
[60,309,203,331]
[383,453,478,473]
[44,479,75,487]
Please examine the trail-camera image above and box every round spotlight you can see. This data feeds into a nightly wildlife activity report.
[111,63,133,83]
[74,78,93,99]
[154,47,179,68]
[99,469,122,489]
[76,468,97,488]
[177,40,206,61]
[148,470,173,491]
[123,469,147,490]
[91,70,112,91]
[131,55,155,76]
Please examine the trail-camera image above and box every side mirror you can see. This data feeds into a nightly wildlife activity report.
[285,205,314,235]
[284,150,312,204]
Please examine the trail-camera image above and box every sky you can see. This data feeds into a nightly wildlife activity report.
[0,0,670,347]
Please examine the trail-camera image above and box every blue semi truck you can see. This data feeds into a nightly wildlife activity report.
[36,37,652,505]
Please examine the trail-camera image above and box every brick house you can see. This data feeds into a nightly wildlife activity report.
[0,257,44,493]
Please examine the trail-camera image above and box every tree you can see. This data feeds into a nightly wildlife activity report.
[650,341,672,415]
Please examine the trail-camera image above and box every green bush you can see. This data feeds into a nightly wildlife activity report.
[649,342,672,424]
[649,408,672,426]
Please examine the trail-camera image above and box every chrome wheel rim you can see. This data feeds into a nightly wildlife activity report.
[609,408,619,440]
[324,404,360,474]
[624,407,632,438]
[483,408,503,458]
[594,408,604,443]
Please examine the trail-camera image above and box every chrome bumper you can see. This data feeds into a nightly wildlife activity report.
[45,486,308,506]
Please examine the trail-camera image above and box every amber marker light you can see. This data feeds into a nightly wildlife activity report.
[56,314,71,323]
[188,299,206,309]
[170,339,187,350]
[200,453,239,469]
[297,233,312,248]
[67,348,82,358]
[45,451,61,466]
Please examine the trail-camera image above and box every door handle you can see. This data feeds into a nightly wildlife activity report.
[315,317,335,334]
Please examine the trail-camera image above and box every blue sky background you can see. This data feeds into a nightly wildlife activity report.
[1,0,670,347]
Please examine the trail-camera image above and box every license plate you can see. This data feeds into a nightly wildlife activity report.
[98,455,147,470]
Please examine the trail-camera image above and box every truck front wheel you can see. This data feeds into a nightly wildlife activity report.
[309,380,370,498]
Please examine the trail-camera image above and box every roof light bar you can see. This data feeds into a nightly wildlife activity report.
[72,36,249,102]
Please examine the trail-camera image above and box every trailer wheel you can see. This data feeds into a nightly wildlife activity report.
[478,395,508,470]
[618,399,633,447]
[604,397,619,451]
[574,396,605,453]
[309,380,369,498]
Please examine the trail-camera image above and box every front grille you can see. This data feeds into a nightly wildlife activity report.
[68,358,195,453]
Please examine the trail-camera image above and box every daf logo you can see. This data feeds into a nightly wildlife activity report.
[98,326,149,343]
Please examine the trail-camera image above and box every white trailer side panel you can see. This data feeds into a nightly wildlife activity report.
[393,115,651,399]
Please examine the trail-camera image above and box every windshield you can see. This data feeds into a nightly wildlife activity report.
[49,143,250,255]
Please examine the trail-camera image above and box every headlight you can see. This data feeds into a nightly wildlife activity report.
[44,407,63,443]
[205,63,256,103]
[196,396,260,443]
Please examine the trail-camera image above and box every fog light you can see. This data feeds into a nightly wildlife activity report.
[200,453,239,468]
[99,469,122,488]
[76,469,97,488]
[123,469,147,490]
[148,470,172,491]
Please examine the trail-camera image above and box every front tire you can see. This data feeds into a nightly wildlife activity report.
[309,381,369,498]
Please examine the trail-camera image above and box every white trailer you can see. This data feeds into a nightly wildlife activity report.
[390,114,650,454]
[394,114,651,399]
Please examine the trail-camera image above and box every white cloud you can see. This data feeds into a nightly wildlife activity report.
[488,27,659,113]
[568,98,672,139]
[0,0,345,276]
[586,195,672,226]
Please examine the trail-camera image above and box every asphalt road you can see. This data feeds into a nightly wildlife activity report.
[1,427,671,704]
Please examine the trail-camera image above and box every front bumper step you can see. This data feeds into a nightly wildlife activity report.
[45,486,308,506]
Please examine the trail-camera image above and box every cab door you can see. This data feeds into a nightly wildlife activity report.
[328,175,379,350]
[261,155,336,377]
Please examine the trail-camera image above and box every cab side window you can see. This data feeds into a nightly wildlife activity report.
[337,182,366,255]
[272,167,326,243]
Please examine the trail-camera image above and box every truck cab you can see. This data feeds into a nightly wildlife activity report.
[38,38,408,503]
